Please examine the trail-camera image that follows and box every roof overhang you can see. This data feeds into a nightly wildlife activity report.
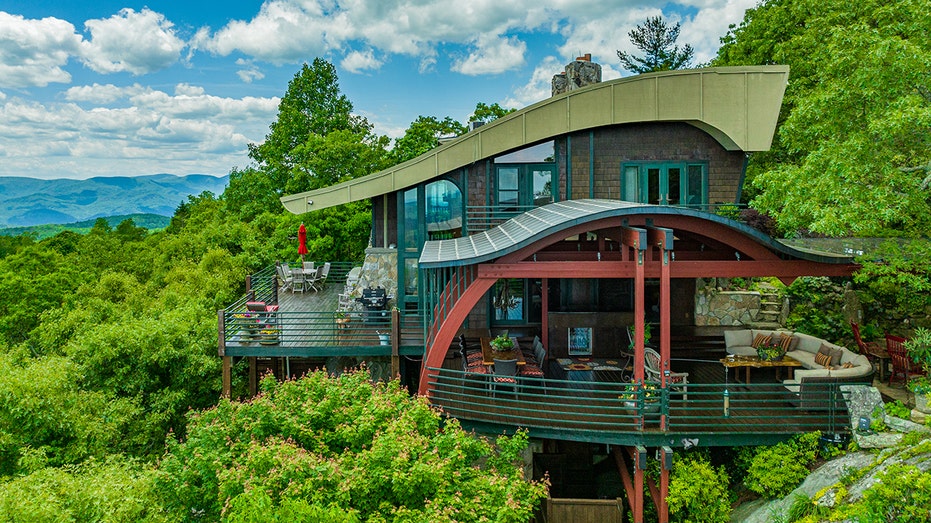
[281,65,789,215]
[419,199,854,269]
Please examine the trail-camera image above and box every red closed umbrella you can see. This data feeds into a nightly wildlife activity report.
[297,223,308,262]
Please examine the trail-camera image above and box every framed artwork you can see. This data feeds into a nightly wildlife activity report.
[568,327,593,355]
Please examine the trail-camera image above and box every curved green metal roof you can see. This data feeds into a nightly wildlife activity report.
[281,65,789,215]
[418,199,854,268]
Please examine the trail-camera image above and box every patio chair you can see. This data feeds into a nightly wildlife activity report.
[302,261,315,271]
[275,265,293,292]
[644,347,688,399]
[291,268,307,293]
[887,334,922,387]
[851,322,889,381]
[311,262,331,291]
[491,358,518,397]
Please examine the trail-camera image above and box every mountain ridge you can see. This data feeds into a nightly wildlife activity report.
[0,174,230,227]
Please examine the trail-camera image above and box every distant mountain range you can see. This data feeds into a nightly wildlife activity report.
[0,174,230,228]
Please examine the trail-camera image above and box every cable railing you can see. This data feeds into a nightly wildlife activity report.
[426,367,850,445]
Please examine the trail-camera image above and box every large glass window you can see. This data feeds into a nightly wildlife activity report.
[425,180,462,240]
[497,167,519,210]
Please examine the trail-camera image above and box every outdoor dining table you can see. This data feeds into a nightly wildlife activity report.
[480,337,526,366]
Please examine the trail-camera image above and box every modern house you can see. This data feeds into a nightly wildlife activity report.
[221,60,862,522]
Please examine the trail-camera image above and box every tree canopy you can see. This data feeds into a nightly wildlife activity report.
[617,16,694,73]
[714,0,931,237]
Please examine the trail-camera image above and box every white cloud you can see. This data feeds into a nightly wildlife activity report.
[503,55,562,109]
[0,12,81,88]
[235,59,265,83]
[452,34,527,76]
[0,86,278,178]
[79,8,185,75]
[341,49,383,74]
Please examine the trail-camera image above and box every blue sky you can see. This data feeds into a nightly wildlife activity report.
[0,0,756,180]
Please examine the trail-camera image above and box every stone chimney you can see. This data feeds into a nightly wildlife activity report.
[551,53,602,96]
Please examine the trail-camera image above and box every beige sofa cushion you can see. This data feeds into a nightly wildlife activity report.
[724,329,752,348]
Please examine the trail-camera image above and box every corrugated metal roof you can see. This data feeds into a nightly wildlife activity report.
[419,199,855,268]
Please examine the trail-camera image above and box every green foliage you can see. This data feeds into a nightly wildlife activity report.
[784,277,847,341]
[617,16,695,73]
[744,433,820,498]
[785,492,830,523]
[666,454,731,522]
[391,115,467,164]
[469,102,516,123]
[247,58,389,195]
[714,203,742,221]
[860,463,931,522]
[157,369,547,522]
[884,400,912,420]
[0,458,172,522]
[854,240,931,324]
[715,0,931,237]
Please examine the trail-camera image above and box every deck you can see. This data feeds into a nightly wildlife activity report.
[219,265,426,358]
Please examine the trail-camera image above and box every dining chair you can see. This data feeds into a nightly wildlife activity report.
[491,358,518,397]
[302,261,315,271]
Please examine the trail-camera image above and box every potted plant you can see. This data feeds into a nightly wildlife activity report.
[905,327,931,413]
[756,339,786,362]
[620,382,660,411]
[490,332,514,352]
[258,326,280,345]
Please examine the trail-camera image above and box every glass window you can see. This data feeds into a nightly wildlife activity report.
[497,167,519,209]
[686,164,706,208]
[622,165,639,201]
[425,180,462,240]
[492,279,524,321]
[532,169,553,206]
[403,188,418,250]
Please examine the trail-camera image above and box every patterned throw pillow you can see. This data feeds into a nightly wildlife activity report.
[842,362,855,369]
[814,350,832,367]
[779,335,794,351]
[752,333,772,348]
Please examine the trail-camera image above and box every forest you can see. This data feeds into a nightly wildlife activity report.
[0,0,928,521]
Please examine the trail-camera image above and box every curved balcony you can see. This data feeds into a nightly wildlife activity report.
[426,367,852,447]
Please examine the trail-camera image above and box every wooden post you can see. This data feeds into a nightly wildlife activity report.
[222,356,232,398]
[391,308,400,378]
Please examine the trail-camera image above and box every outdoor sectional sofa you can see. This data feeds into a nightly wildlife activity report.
[724,328,874,409]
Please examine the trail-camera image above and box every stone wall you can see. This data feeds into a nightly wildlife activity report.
[357,247,398,294]
[695,280,762,326]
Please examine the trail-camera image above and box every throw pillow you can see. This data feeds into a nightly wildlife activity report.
[779,335,795,351]
[814,350,832,367]
[842,362,854,369]
[752,333,772,348]
[829,348,844,367]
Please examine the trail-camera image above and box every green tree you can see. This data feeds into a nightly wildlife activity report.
[469,102,516,123]
[248,59,388,194]
[157,369,547,522]
[617,16,694,73]
[391,116,466,164]
[714,0,931,237]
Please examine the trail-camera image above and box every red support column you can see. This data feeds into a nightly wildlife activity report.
[621,226,647,386]
[648,226,674,430]
[659,446,672,523]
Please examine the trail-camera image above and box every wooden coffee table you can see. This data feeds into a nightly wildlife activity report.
[720,355,803,384]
